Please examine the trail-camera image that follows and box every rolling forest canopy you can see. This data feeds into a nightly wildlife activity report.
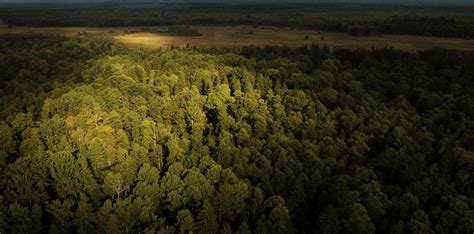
[0,33,473,233]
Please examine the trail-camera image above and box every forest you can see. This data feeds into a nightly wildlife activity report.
[0,31,473,233]
[2,3,474,38]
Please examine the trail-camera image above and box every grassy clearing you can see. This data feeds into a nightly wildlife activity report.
[1,25,473,51]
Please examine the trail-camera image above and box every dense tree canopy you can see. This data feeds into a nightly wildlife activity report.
[0,34,473,233]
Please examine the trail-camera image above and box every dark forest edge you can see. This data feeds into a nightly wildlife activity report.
[0,33,473,233]
[1,3,474,38]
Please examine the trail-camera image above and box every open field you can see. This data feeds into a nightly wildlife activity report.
[114,26,474,51]
[1,25,474,51]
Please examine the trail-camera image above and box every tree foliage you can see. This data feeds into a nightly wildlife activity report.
[0,34,473,233]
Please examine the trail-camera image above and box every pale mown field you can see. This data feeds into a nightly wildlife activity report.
[1,25,474,51]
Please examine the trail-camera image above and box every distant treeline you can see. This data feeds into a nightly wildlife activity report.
[316,16,474,38]
[168,25,201,36]
[1,4,474,38]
